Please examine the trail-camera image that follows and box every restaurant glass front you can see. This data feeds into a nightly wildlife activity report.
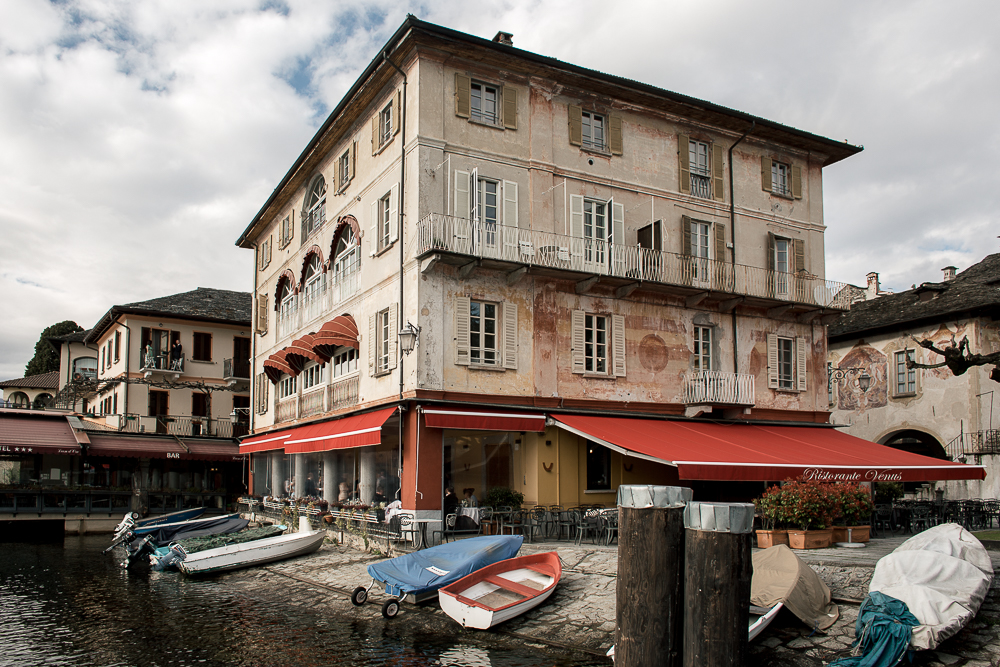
[443,430,516,506]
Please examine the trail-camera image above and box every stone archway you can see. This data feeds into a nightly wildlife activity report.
[878,429,948,461]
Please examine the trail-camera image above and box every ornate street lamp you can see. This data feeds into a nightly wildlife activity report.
[398,321,421,356]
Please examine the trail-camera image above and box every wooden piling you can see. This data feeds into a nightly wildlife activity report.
[615,485,692,667]
[682,502,755,667]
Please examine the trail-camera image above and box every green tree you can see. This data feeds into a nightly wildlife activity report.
[24,321,83,377]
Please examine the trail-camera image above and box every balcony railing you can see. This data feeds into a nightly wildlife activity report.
[681,370,755,406]
[946,429,1000,460]
[224,358,250,380]
[276,397,298,423]
[273,376,360,424]
[275,265,361,341]
[329,375,360,411]
[76,414,238,439]
[417,213,853,310]
[301,389,325,417]
[142,352,184,374]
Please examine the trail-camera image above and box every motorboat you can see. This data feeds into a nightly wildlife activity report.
[177,528,326,575]
[438,551,561,628]
[112,514,249,568]
[112,507,205,534]
[352,535,523,619]
[150,524,288,571]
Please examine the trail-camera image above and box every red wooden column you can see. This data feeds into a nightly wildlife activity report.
[399,405,442,512]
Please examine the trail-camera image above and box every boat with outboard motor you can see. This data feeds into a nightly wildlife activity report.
[176,520,326,575]
[150,524,288,571]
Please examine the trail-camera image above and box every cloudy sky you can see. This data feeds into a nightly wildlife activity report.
[1,0,998,381]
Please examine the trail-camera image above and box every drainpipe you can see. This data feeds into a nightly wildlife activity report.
[383,50,407,403]
[728,122,754,375]
[113,315,131,422]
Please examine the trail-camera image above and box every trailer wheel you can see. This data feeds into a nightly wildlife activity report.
[381,598,400,618]
[351,587,368,606]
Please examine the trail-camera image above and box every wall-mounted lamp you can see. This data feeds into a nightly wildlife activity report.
[858,372,872,393]
[230,407,251,424]
[398,321,421,355]
[831,366,871,393]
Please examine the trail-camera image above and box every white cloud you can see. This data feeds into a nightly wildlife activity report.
[1,0,999,379]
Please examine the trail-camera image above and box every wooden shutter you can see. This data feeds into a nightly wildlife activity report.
[392,90,401,136]
[793,239,805,273]
[678,134,690,193]
[454,170,470,219]
[568,105,583,146]
[455,73,471,118]
[612,314,626,377]
[611,200,625,246]
[767,333,778,389]
[455,296,471,366]
[470,168,479,225]
[368,313,376,371]
[791,164,802,199]
[571,310,586,374]
[349,141,356,181]
[388,304,398,371]
[767,232,776,297]
[370,201,378,256]
[609,115,623,155]
[569,195,584,239]
[502,85,517,130]
[257,294,268,333]
[372,114,379,154]
[503,180,518,228]
[331,159,339,193]
[389,183,399,245]
[503,302,518,370]
[796,336,808,392]
[715,222,726,263]
[761,156,772,192]
[712,143,724,201]
[681,215,692,256]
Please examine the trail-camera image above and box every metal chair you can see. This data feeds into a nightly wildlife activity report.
[599,508,619,546]
[872,504,895,538]
[500,509,526,537]
[574,508,602,546]
[545,505,564,538]
[908,505,932,534]
[526,506,547,542]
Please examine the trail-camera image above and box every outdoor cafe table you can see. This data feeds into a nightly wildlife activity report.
[456,507,481,525]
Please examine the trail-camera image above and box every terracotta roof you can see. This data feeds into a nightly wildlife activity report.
[86,288,252,342]
[829,253,1000,341]
[0,371,60,389]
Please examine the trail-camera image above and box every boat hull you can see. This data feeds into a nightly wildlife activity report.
[178,530,326,575]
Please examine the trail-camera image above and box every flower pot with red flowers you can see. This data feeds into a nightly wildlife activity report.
[754,484,789,548]
[781,478,835,549]
[830,483,874,543]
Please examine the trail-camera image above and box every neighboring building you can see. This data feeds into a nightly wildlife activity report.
[828,256,1000,500]
[235,18,979,528]
[0,371,59,409]
[47,329,97,412]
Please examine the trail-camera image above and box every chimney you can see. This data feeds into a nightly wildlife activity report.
[492,31,513,46]
[866,272,879,299]
[942,266,957,281]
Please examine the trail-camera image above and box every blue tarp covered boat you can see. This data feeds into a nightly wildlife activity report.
[353,535,523,618]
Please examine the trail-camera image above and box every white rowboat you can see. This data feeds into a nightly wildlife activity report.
[177,529,325,575]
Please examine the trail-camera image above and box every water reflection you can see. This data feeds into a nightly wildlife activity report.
[0,535,603,667]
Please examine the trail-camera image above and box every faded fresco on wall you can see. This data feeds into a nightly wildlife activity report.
[836,343,888,413]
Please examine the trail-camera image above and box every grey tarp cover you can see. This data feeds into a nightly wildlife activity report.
[868,523,994,650]
[751,544,840,631]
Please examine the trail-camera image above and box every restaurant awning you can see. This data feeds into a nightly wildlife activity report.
[86,435,187,459]
[422,407,547,432]
[183,440,245,462]
[239,431,292,454]
[0,412,85,455]
[550,414,986,482]
[283,407,398,454]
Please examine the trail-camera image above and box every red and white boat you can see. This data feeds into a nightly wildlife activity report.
[438,551,561,629]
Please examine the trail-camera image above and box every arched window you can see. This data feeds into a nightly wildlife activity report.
[333,226,360,297]
[33,393,53,409]
[73,357,98,381]
[277,278,297,338]
[304,177,327,237]
[7,391,29,408]
[303,255,324,301]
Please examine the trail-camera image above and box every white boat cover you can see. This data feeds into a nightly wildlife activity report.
[751,544,840,631]
[868,523,994,650]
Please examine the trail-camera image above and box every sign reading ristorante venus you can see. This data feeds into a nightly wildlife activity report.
[801,468,904,483]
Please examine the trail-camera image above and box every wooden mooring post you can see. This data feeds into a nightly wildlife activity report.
[682,501,755,667]
[615,485,693,667]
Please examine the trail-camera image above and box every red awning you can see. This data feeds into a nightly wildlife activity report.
[86,435,187,460]
[286,334,329,366]
[184,440,245,462]
[283,407,397,454]
[312,315,360,357]
[262,351,297,383]
[0,412,84,455]
[422,407,547,432]
[550,414,986,482]
[239,430,292,454]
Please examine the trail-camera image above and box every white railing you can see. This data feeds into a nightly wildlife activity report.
[681,371,755,406]
[276,397,298,423]
[417,213,853,309]
[329,375,360,411]
[276,266,362,342]
[300,389,325,417]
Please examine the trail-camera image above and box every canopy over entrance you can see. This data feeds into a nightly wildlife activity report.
[550,414,986,482]
[283,407,398,454]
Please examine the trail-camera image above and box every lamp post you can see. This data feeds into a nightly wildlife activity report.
[831,367,871,393]
[230,407,250,424]
[398,321,421,356]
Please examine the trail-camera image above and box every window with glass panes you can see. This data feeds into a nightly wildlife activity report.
[774,237,790,295]
[771,161,791,196]
[777,337,794,390]
[477,179,498,225]
[694,326,712,371]
[470,82,498,124]
[894,350,916,395]
[689,140,711,198]
[585,314,608,373]
[584,199,607,264]
[379,102,392,146]
[469,300,498,365]
[338,149,350,189]
[332,347,358,378]
[690,219,710,280]
[302,362,324,391]
[379,193,391,251]
[303,255,323,303]
[582,111,605,149]
[306,177,326,236]
[279,375,297,399]
[377,308,390,372]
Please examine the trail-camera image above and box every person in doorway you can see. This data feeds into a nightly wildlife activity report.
[170,338,183,370]
[284,478,294,498]
[463,488,478,507]
[304,472,318,497]
[443,487,460,517]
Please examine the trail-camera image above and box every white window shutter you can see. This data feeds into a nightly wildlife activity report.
[570,195,584,238]
[796,336,808,392]
[454,170,470,219]
[389,183,399,244]
[350,141,357,181]
[610,200,624,245]
[767,333,778,389]
[372,115,379,154]
[455,296,471,366]
[572,309,586,374]
[388,304,398,371]
[678,134,690,194]
[503,302,518,370]
[332,159,339,193]
[370,201,378,256]
[503,180,518,228]
[612,314,626,377]
[393,90,401,136]
[470,168,479,222]
[368,313,376,371]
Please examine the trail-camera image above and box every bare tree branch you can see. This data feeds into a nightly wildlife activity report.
[907,334,1000,380]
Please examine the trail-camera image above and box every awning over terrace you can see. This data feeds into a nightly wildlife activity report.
[422,407,547,432]
[0,412,84,456]
[239,431,292,454]
[550,414,986,482]
[283,407,398,454]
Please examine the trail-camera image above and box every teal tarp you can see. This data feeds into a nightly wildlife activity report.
[831,591,918,667]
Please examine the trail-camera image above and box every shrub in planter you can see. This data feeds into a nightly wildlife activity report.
[482,486,525,510]
[781,479,834,531]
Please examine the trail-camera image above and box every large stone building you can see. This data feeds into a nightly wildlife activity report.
[829,255,1000,500]
[236,18,980,527]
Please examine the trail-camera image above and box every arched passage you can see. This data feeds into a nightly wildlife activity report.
[878,429,948,461]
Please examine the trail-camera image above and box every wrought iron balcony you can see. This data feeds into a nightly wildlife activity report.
[416,213,853,310]
[79,414,238,439]
[223,358,250,381]
[274,375,360,424]
[681,370,755,406]
[141,352,183,379]
[946,429,1000,460]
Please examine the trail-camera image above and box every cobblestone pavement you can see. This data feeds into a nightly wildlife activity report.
[224,532,1000,666]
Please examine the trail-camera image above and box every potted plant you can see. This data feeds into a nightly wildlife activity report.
[754,484,789,548]
[782,478,835,549]
[831,483,874,543]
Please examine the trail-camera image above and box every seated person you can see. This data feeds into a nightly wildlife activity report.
[463,488,478,507]
[371,484,387,506]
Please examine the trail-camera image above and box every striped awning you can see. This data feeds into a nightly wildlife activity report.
[312,315,360,357]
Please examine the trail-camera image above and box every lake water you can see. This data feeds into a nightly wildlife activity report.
[0,534,606,667]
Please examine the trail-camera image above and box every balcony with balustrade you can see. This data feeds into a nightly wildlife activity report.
[223,357,250,390]
[141,351,183,380]
[276,266,361,343]
[273,375,361,425]
[416,214,852,315]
